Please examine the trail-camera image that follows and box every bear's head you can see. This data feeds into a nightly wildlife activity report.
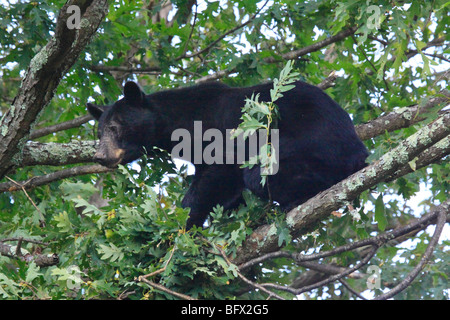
[87,81,158,168]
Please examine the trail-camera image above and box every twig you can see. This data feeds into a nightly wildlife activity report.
[136,246,195,300]
[373,209,447,300]
[15,237,24,257]
[178,0,198,60]
[5,176,46,226]
[89,65,162,74]
[178,0,270,60]
[213,243,285,300]
[351,34,389,91]
[265,26,358,63]
[297,260,365,279]
[137,276,196,300]
[140,245,176,279]
[0,238,49,245]
[339,279,367,300]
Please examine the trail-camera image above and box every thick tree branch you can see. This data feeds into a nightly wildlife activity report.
[233,112,450,265]
[0,0,108,179]
[386,134,450,182]
[15,140,97,167]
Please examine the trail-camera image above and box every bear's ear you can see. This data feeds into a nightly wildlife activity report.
[87,103,105,120]
[124,81,144,104]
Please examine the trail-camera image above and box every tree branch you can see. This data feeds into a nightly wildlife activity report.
[15,140,97,167]
[137,276,196,300]
[0,238,59,267]
[89,65,162,74]
[264,27,358,63]
[0,164,111,192]
[29,115,93,140]
[355,90,449,141]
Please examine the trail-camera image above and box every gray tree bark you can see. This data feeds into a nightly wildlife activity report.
[0,0,108,179]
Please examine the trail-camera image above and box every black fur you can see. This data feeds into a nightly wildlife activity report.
[88,80,368,229]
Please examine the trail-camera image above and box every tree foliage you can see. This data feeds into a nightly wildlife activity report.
[0,0,448,300]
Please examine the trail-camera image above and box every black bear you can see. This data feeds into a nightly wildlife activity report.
[87,80,368,229]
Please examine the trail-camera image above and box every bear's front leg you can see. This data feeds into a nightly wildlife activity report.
[182,164,244,230]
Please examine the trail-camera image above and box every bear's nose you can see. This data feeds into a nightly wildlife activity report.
[93,151,107,166]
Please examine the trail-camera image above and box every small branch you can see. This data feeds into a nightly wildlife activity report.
[5,176,46,226]
[137,276,196,300]
[355,90,450,141]
[178,1,198,60]
[0,238,59,267]
[194,26,358,82]
[261,246,378,296]
[0,164,111,193]
[339,279,368,300]
[194,69,232,83]
[296,260,365,279]
[136,246,195,300]
[265,26,358,63]
[295,246,378,295]
[29,115,93,140]
[214,243,285,300]
[317,71,338,90]
[140,246,176,279]
[89,65,162,74]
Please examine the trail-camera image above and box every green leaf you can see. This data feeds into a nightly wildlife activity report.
[25,262,42,283]
[375,194,388,231]
[97,243,125,262]
[53,211,73,233]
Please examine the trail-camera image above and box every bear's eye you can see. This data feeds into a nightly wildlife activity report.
[109,126,120,136]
